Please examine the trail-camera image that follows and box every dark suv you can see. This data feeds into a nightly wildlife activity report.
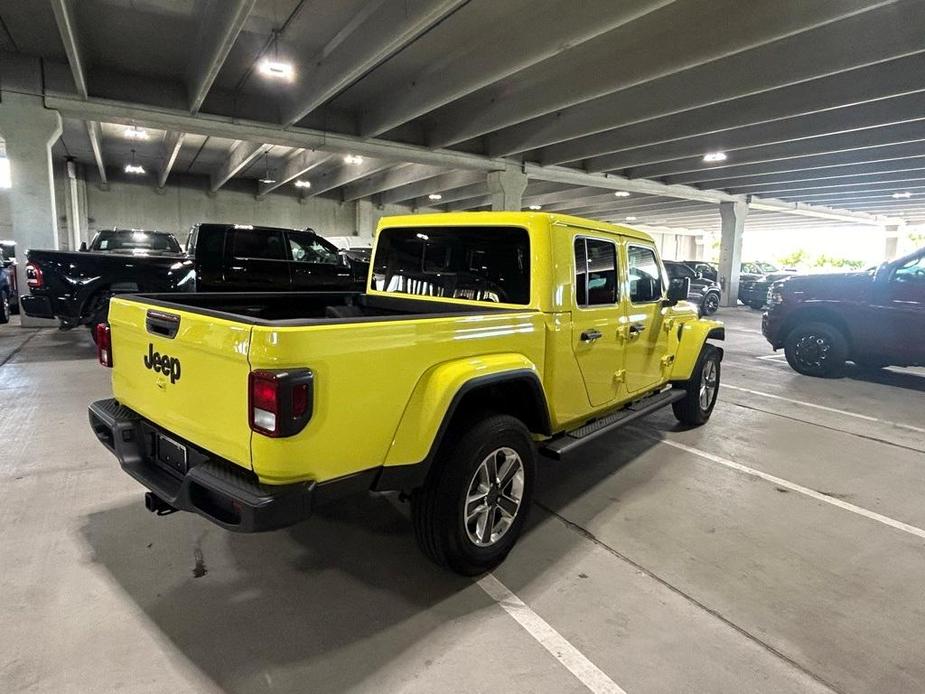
[762,247,925,377]
[663,260,722,315]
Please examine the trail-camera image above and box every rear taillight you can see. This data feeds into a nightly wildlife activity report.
[248,369,314,437]
[25,262,44,289]
[96,323,114,367]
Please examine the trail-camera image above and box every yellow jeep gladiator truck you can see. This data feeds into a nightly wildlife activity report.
[89,212,723,574]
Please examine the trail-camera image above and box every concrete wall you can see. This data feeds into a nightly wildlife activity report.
[0,166,438,250]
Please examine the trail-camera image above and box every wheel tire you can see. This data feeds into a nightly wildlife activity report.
[672,344,721,426]
[411,413,536,575]
[0,290,10,324]
[784,322,848,378]
[748,300,765,310]
[701,292,720,316]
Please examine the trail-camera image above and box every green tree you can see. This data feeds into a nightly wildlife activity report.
[777,249,809,268]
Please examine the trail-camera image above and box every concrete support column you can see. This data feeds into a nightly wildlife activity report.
[487,169,527,211]
[355,199,375,238]
[884,225,900,261]
[0,91,63,326]
[718,200,748,307]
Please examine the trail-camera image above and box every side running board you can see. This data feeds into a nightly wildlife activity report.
[540,389,685,460]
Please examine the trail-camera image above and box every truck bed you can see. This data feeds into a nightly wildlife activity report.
[122,291,519,325]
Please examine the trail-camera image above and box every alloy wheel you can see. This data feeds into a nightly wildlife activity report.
[699,358,718,410]
[794,333,831,371]
[464,447,525,547]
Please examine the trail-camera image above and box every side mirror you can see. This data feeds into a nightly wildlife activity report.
[695,271,704,279]
[664,276,690,306]
[79,242,88,252]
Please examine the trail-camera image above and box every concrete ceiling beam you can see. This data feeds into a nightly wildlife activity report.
[342,163,448,202]
[257,149,332,198]
[210,141,264,193]
[379,170,484,205]
[426,0,893,147]
[186,0,256,113]
[281,0,468,126]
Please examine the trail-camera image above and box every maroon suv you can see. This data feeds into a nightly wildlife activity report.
[762,246,925,377]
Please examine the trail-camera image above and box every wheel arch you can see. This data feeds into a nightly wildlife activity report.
[668,318,725,381]
[374,357,550,491]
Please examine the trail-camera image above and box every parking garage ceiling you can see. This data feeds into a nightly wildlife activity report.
[2,0,924,232]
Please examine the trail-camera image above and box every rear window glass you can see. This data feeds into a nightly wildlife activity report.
[373,226,530,305]
[92,230,181,253]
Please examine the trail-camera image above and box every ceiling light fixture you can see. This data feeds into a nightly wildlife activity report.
[343,154,364,165]
[528,205,542,210]
[625,216,637,221]
[124,149,146,175]
[892,191,913,199]
[258,30,294,81]
[703,151,727,163]
[258,150,277,185]
[125,126,148,140]
[613,191,630,197]
[427,193,443,201]
[294,180,311,189]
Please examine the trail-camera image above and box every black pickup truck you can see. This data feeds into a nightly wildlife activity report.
[22,224,367,334]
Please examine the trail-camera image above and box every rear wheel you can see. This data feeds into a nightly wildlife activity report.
[784,322,847,378]
[748,300,765,310]
[411,414,535,575]
[701,292,720,316]
[672,344,721,425]
[0,290,10,324]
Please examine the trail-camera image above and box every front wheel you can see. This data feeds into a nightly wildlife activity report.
[0,290,10,324]
[411,414,535,575]
[784,322,847,378]
[672,344,721,425]
[701,292,720,316]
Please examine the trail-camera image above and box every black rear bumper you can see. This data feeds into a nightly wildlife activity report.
[88,398,315,532]
[19,295,56,319]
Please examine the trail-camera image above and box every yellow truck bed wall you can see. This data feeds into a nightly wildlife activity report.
[248,311,546,483]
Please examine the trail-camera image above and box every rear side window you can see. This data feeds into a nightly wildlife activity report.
[231,229,286,260]
[574,237,618,306]
[373,226,530,304]
[628,245,663,303]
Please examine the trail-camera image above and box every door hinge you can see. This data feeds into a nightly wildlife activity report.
[660,354,675,368]
[613,369,626,384]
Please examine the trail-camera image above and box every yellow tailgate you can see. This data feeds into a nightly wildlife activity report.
[108,298,254,470]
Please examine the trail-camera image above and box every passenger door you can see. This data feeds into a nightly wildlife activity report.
[570,234,626,407]
[223,228,291,291]
[874,250,925,362]
[286,231,353,290]
[624,244,669,394]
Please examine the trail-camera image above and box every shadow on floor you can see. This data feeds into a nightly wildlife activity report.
[81,428,663,692]
[843,364,925,392]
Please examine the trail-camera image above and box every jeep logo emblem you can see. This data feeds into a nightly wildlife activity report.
[144,343,182,384]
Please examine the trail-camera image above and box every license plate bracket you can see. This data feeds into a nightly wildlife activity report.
[157,433,188,475]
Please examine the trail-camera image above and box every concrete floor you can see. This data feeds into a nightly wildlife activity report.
[1,308,923,694]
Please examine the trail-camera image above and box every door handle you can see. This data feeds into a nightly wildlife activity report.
[628,323,647,336]
[580,329,603,343]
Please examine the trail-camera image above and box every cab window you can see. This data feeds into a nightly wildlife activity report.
[231,229,286,260]
[574,237,618,306]
[628,245,663,303]
[890,253,925,302]
[287,231,342,264]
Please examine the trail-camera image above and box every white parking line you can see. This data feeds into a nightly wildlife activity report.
[725,326,764,335]
[636,432,925,541]
[477,573,628,694]
[723,383,925,434]
[756,353,787,362]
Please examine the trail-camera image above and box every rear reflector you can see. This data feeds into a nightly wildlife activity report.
[25,262,44,289]
[96,323,113,367]
[248,369,314,438]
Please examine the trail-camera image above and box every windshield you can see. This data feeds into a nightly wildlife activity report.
[372,226,531,305]
[756,262,779,273]
[91,230,182,253]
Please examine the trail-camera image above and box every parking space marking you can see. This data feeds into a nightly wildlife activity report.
[725,326,764,335]
[477,573,628,694]
[756,353,788,362]
[723,383,925,434]
[634,431,925,541]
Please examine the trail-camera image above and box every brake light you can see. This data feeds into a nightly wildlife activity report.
[96,324,114,367]
[26,262,44,289]
[248,369,314,437]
